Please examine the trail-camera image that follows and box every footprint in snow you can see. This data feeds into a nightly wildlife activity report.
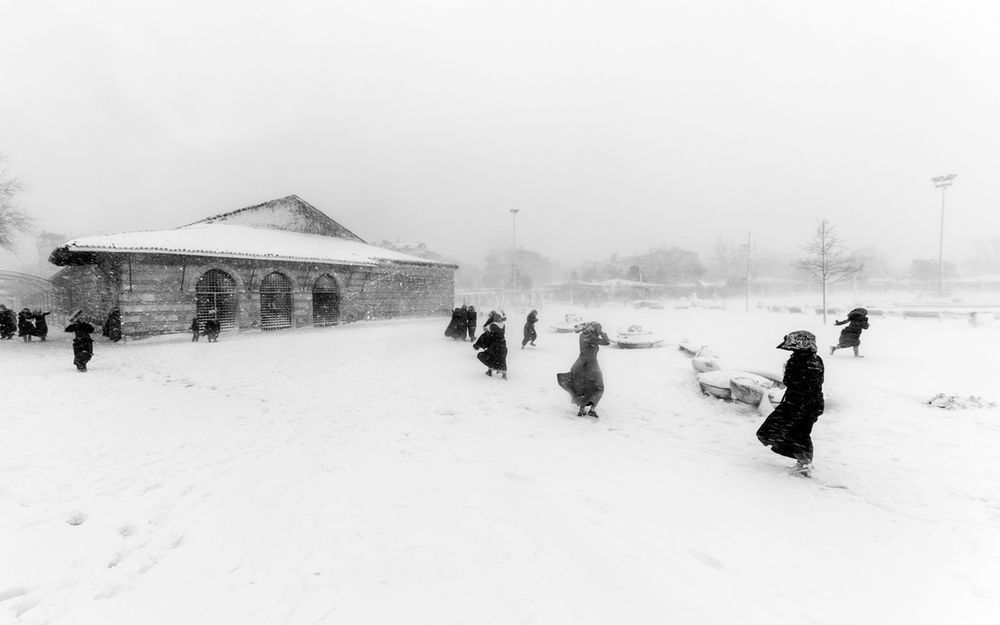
[687,548,726,570]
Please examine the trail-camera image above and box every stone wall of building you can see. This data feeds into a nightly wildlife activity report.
[58,253,454,336]
[50,262,123,322]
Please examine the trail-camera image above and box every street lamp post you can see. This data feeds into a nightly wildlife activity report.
[510,209,519,304]
[931,174,957,295]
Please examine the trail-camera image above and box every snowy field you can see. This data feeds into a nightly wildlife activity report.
[1,305,999,625]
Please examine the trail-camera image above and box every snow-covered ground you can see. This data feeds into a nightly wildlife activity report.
[2,305,998,625]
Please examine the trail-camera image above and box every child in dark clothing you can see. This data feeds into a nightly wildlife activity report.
[65,311,95,372]
[521,309,538,348]
[190,317,201,342]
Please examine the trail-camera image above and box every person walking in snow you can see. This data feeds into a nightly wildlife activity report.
[0,305,17,339]
[102,308,123,342]
[444,307,465,340]
[830,307,869,357]
[557,321,611,417]
[521,309,538,349]
[64,311,96,372]
[473,310,508,379]
[190,316,201,342]
[756,330,825,475]
[17,308,35,342]
[465,305,477,342]
[204,317,221,342]
[31,310,52,341]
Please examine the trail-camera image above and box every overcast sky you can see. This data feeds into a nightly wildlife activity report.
[1,0,998,269]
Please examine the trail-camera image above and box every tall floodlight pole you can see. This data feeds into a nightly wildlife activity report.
[931,174,957,295]
[510,209,520,303]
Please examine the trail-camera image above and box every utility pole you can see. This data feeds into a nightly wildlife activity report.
[510,209,519,304]
[931,174,956,296]
[739,232,754,312]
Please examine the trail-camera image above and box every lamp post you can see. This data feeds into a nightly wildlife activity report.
[510,209,519,303]
[931,174,957,295]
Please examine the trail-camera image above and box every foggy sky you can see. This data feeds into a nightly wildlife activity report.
[2,0,998,270]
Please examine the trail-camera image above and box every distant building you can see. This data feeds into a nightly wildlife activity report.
[49,195,457,337]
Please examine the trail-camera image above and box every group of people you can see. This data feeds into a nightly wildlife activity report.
[444,305,478,342]
[453,305,872,476]
[0,305,51,341]
[191,315,221,342]
[445,308,543,382]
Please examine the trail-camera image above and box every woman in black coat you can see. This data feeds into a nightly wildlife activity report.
[65,311,95,372]
[756,330,825,475]
[521,309,538,349]
[473,311,508,379]
[830,307,869,357]
[102,309,123,342]
[0,305,16,339]
[32,311,52,341]
[465,306,477,342]
[17,308,35,342]
[557,321,611,417]
[444,307,465,339]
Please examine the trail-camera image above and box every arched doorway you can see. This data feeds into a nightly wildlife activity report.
[312,274,340,326]
[195,269,237,331]
[260,272,293,331]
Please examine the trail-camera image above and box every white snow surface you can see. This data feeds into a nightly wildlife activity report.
[59,223,453,267]
[2,306,999,624]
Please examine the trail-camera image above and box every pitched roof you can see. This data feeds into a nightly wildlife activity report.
[184,195,366,242]
[51,225,456,268]
[50,196,457,268]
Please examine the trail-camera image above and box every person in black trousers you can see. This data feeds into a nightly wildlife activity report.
[190,317,201,342]
[65,311,96,372]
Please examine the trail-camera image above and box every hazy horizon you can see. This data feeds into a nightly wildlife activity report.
[2,1,999,271]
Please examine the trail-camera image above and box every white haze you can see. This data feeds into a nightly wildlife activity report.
[1,0,999,269]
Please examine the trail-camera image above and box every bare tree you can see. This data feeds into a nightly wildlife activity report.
[794,219,862,324]
[1,158,32,251]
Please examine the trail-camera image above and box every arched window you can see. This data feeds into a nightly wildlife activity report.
[312,274,340,326]
[260,272,293,331]
[195,269,237,331]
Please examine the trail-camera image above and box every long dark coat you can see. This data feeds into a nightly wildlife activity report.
[445,308,465,339]
[65,321,95,371]
[473,321,507,371]
[17,310,34,338]
[102,310,122,342]
[465,307,477,341]
[756,350,825,461]
[522,310,538,347]
[834,310,869,348]
[558,329,611,407]
[0,308,16,338]
[32,312,51,339]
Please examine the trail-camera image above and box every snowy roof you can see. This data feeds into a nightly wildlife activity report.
[52,223,456,268]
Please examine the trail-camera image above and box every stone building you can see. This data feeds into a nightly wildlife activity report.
[48,196,456,337]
